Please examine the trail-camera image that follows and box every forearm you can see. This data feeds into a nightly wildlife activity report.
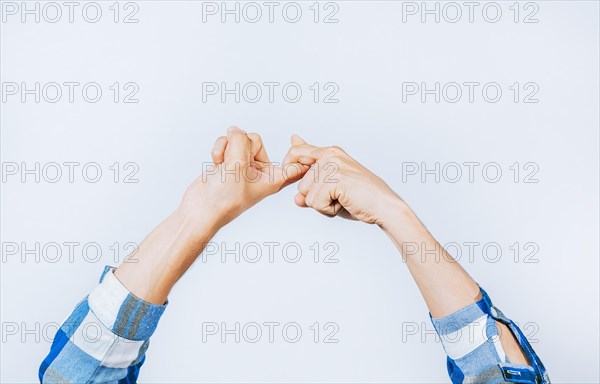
[40,128,299,383]
[39,207,218,383]
[278,139,545,380]
[378,198,480,318]
[115,206,220,305]
[379,197,531,368]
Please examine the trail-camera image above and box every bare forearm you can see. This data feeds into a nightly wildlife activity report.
[379,198,480,318]
[281,139,536,371]
[114,207,219,305]
[40,129,304,382]
[379,198,529,364]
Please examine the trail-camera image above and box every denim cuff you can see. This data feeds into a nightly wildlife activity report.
[429,288,502,362]
[88,265,168,341]
[430,293,492,336]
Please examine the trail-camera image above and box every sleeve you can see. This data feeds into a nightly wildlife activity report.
[39,266,167,384]
[429,288,550,384]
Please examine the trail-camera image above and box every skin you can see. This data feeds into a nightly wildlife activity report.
[114,126,304,304]
[114,127,528,365]
[284,135,529,365]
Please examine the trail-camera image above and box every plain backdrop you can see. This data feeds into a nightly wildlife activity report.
[1,1,599,382]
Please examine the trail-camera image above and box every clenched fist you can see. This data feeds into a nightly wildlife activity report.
[283,135,403,227]
[180,127,304,232]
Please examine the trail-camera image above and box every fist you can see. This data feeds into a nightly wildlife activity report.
[180,127,304,230]
[283,136,401,226]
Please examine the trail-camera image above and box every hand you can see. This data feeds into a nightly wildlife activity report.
[179,127,304,232]
[283,135,403,226]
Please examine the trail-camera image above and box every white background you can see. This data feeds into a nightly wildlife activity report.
[1,1,599,382]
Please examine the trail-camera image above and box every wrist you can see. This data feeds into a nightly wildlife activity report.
[376,194,414,232]
[173,204,222,244]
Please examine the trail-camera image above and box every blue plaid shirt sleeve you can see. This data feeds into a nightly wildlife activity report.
[430,287,550,384]
[39,266,167,383]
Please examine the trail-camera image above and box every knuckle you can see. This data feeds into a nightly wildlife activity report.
[305,194,314,206]
[327,146,345,155]
[229,130,246,139]
[248,132,262,142]
[298,182,310,195]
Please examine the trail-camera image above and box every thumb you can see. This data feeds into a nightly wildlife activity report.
[225,126,252,165]
[290,134,306,146]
